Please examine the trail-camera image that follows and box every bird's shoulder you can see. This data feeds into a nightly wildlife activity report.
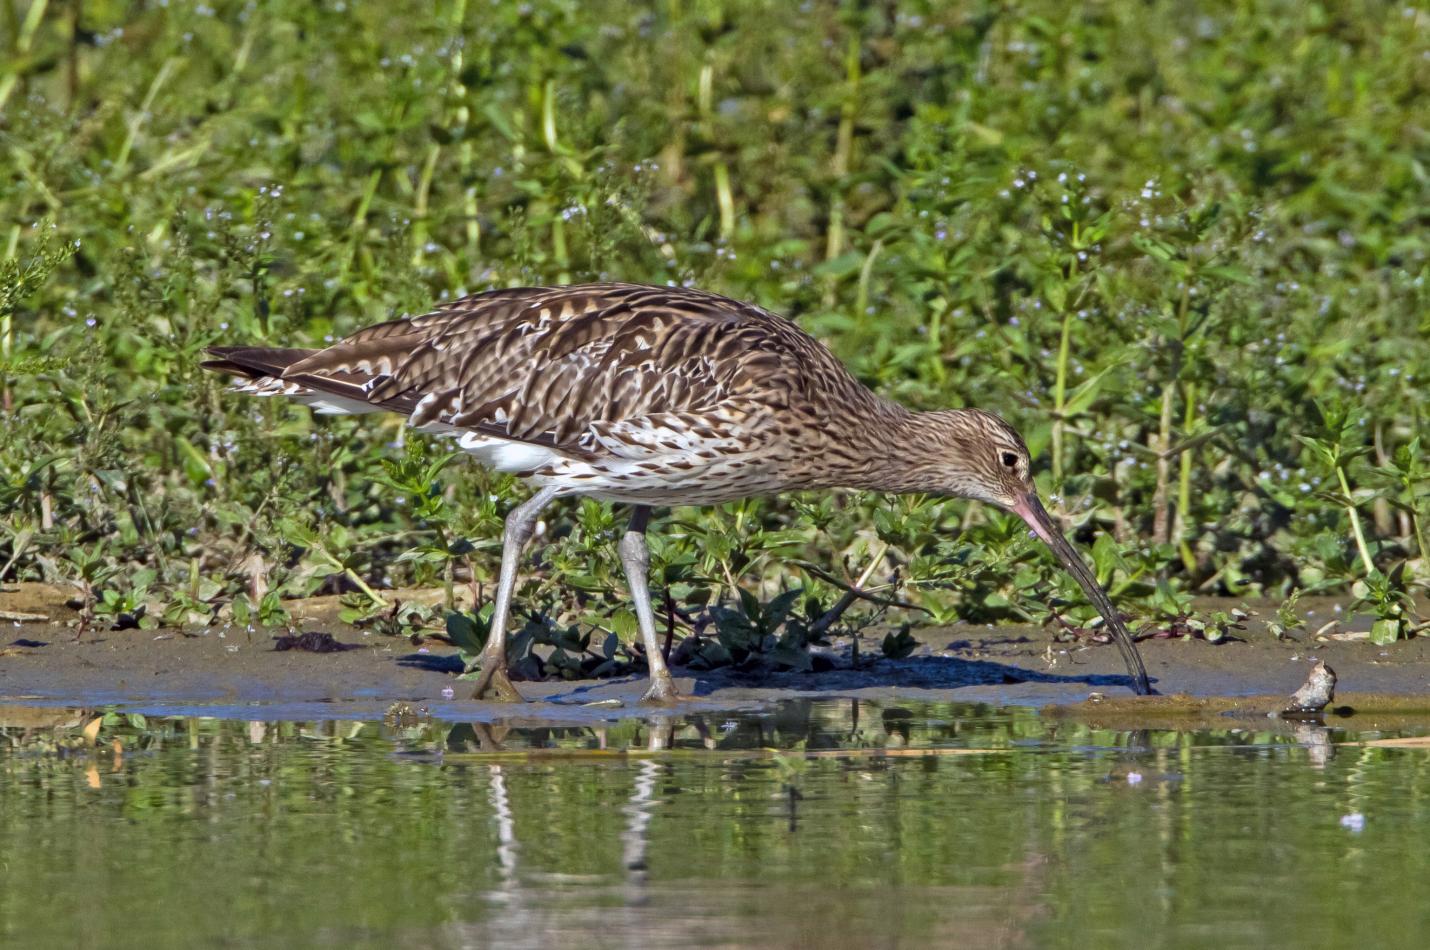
[420,281,808,348]
[331,282,823,388]
[289,283,842,448]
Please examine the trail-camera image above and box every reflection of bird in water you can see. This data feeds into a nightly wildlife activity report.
[459,729,668,948]
[481,765,529,942]
[1289,721,1335,769]
[205,283,1152,703]
[621,758,662,882]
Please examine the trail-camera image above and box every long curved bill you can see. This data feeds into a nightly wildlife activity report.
[1011,492,1152,696]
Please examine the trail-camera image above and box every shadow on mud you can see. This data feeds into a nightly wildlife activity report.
[398,649,1149,698]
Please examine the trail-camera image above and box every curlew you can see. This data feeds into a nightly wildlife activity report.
[203,283,1151,702]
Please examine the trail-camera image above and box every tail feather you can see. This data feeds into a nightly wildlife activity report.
[201,344,576,452]
[203,344,414,414]
[201,346,317,379]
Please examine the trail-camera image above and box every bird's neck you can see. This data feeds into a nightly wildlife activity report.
[823,403,965,494]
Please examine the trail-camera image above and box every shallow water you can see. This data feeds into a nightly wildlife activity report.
[2,701,1428,949]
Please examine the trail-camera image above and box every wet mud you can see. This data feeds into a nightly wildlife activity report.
[3,582,1428,724]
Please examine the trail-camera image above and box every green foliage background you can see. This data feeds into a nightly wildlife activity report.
[2,1,1427,645]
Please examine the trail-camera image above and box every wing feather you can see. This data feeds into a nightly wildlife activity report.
[253,283,852,459]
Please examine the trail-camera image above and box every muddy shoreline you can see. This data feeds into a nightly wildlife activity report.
[3,582,1428,724]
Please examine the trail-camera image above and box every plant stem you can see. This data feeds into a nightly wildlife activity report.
[1176,379,1197,573]
[1,223,15,413]
[114,57,179,176]
[1050,252,1085,486]
[431,523,454,610]
[552,215,569,283]
[344,568,388,607]
[1152,282,1190,544]
[1336,464,1376,576]
[541,78,559,153]
[411,143,441,264]
[823,34,860,304]
[1411,508,1429,572]
[341,166,384,286]
[445,0,478,263]
[1051,307,1072,484]
[713,160,734,240]
[0,0,48,112]
[853,239,882,323]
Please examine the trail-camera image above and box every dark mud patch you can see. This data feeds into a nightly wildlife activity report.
[272,631,362,653]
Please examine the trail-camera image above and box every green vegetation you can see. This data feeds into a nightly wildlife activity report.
[2,1,1427,660]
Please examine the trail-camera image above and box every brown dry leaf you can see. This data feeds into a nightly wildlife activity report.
[85,764,101,789]
[1353,736,1430,748]
[1320,631,1369,642]
[81,716,102,747]
[802,747,1001,758]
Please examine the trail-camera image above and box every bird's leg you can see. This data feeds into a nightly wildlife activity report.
[619,507,688,705]
[468,486,560,702]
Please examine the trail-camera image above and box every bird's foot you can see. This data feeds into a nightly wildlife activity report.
[469,663,526,703]
[638,673,695,706]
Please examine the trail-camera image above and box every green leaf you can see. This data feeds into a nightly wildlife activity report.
[881,628,919,659]
[395,548,449,565]
[737,587,762,624]
[608,608,638,642]
[812,251,864,279]
[1042,278,1067,313]
[1369,618,1402,646]
[258,591,289,626]
[174,436,213,487]
[762,588,804,633]
[769,643,812,672]
[1061,363,1121,418]
[276,518,321,549]
[445,612,486,653]
[694,640,733,669]
[1131,234,1179,263]
[1090,534,1125,585]
[1202,265,1256,285]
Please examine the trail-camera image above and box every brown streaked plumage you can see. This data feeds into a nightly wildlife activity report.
[204,282,1151,702]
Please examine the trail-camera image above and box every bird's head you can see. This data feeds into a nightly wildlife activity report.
[931,409,1036,511]
[929,408,1152,696]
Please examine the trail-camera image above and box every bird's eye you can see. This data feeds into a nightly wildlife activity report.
[1000,451,1018,468]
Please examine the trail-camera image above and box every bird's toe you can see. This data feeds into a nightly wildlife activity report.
[470,666,526,703]
[638,677,695,706]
